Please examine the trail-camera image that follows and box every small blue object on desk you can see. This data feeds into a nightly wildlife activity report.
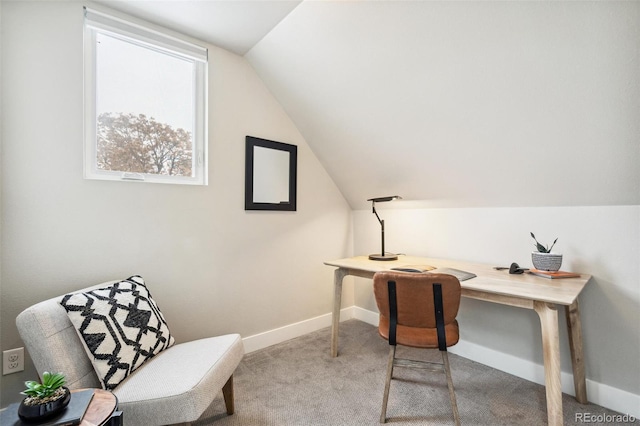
[390,268,424,273]
[390,266,477,281]
[429,268,477,281]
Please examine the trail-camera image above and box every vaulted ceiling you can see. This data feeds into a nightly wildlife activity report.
[95,0,640,210]
[94,0,302,55]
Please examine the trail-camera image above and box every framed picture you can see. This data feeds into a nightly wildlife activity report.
[245,136,297,211]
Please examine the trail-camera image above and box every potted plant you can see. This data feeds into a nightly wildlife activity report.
[18,371,70,421]
[530,232,562,271]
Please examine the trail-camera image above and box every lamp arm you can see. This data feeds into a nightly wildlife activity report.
[372,203,383,226]
[372,202,385,256]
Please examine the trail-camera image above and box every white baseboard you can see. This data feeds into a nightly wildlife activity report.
[242,307,355,354]
[352,305,379,325]
[449,338,640,419]
[241,307,639,419]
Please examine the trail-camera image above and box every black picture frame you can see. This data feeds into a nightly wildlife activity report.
[245,136,297,211]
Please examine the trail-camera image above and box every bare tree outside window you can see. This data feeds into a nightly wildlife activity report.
[97,113,193,176]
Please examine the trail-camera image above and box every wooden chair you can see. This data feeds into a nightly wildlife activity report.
[373,271,462,425]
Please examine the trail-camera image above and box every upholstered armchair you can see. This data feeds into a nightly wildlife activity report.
[16,276,244,425]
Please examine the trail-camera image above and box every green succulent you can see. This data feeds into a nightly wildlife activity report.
[21,372,66,399]
[530,232,558,253]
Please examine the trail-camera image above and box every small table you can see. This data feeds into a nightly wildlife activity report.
[325,255,591,426]
[0,388,118,426]
[79,389,118,426]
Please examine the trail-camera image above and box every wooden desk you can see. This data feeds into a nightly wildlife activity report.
[325,255,590,426]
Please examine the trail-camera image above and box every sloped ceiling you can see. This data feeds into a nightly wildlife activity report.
[92,0,302,55]
[246,1,639,210]
[94,1,640,210]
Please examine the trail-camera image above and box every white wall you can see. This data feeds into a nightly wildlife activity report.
[0,0,4,407]
[0,1,352,406]
[353,204,640,416]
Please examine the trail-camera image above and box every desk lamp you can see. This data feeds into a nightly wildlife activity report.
[368,195,402,261]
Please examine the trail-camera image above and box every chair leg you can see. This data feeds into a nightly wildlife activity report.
[380,345,396,423]
[441,351,460,426]
[222,375,235,415]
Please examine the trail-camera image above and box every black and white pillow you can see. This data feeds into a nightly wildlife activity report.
[60,276,175,390]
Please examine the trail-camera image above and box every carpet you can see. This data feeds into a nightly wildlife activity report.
[190,320,627,425]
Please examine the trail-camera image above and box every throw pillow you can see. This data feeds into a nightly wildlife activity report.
[60,275,175,390]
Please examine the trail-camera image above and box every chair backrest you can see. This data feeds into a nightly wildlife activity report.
[15,282,117,389]
[374,272,461,328]
[373,272,461,344]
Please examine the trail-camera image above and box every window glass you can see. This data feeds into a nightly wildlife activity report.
[84,8,207,185]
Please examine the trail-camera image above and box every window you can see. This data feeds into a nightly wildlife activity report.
[84,7,207,185]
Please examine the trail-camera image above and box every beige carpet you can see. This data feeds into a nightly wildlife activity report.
[191,320,627,425]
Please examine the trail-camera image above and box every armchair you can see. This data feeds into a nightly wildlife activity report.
[16,278,243,425]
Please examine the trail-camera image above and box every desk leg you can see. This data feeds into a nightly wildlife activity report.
[565,299,588,403]
[534,301,563,426]
[331,268,348,357]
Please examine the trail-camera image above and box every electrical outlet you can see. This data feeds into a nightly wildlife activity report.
[3,347,25,375]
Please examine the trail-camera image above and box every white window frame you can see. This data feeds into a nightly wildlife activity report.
[83,7,208,185]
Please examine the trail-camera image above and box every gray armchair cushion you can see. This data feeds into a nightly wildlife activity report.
[114,334,243,424]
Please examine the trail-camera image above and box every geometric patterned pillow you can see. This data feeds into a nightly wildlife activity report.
[59,276,175,390]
